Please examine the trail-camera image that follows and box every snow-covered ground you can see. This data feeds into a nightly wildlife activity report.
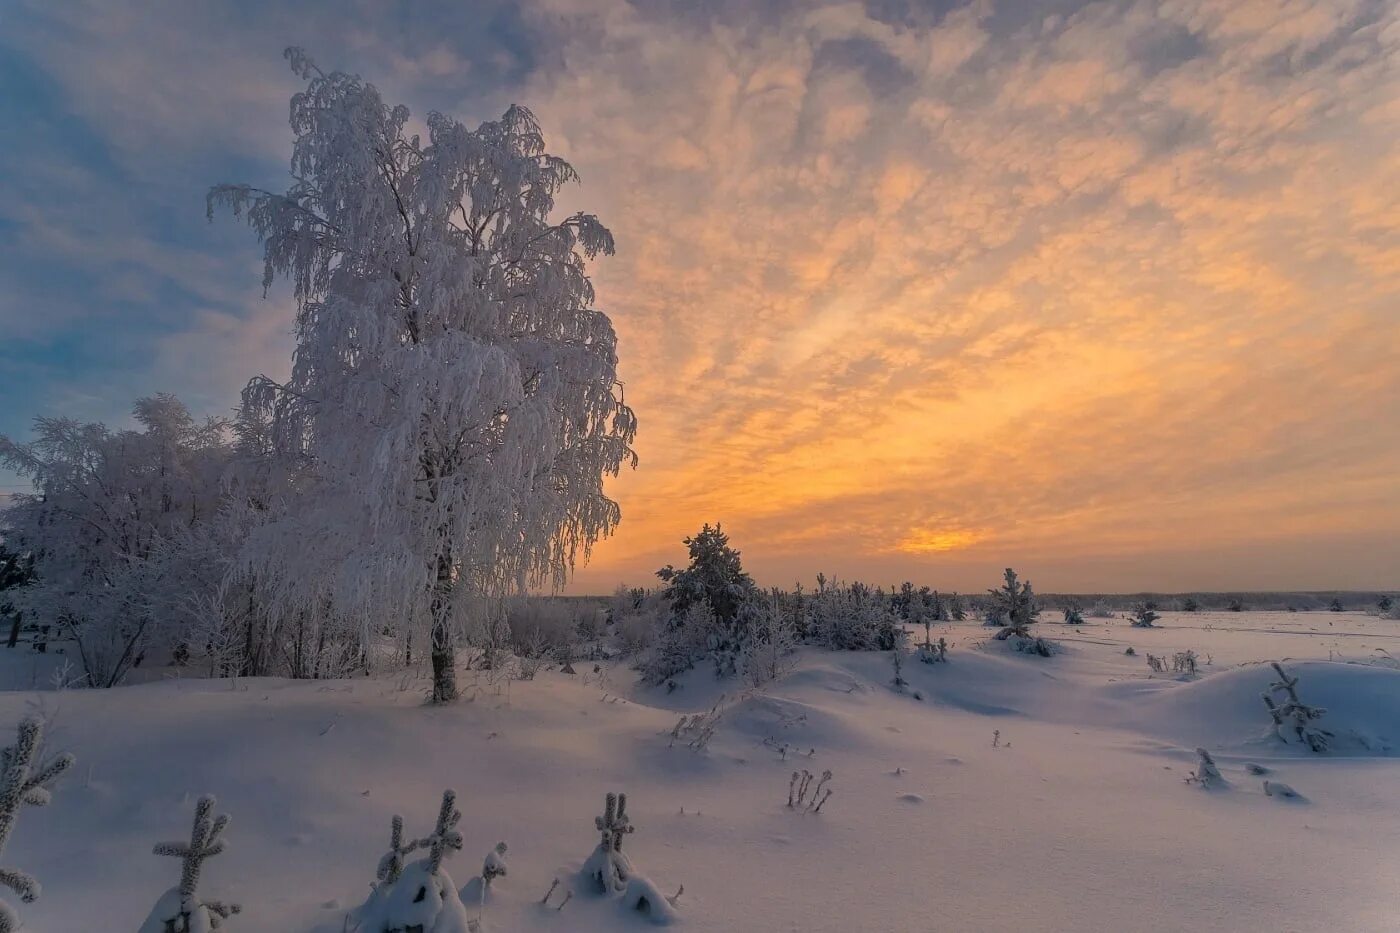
[2,610,1398,931]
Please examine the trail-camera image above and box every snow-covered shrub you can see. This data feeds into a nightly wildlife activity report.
[946,593,967,621]
[1328,598,1344,612]
[1185,747,1223,787]
[988,568,1039,640]
[1263,780,1301,799]
[917,636,949,664]
[1227,598,1245,612]
[742,593,798,687]
[0,397,233,688]
[357,790,470,933]
[1145,653,1167,673]
[140,795,240,933]
[504,597,581,655]
[891,629,909,693]
[1180,597,1200,613]
[1062,603,1085,624]
[1172,650,1199,675]
[638,603,712,686]
[667,702,724,752]
[583,792,634,894]
[1130,603,1160,628]
[614,590,667,657]
[1262,662,1332,753]
[1087,600,1115,619]
[805,577,900,651]
[0,716,73,932]
[481,842,508,887]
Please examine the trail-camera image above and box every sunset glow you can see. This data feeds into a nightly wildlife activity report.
[2,0,1397,594]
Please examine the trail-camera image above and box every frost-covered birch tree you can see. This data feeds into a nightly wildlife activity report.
[211,49,637,702]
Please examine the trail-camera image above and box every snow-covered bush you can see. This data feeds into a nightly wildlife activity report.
[1172,650,1199,675]
[140,795,240,932]
[742,593,798,687]
[1262,662,1331,753]
[804,577,900,651]
[637,603,713,686]
[1328,598,1344,612]
[1129,603,1160,628]
[213,50,637,704]
[357,790,470,933]
[1185,747,1223,787]
[0,716,73,933]
[613,589,667,657]
[0,397,232,687]
[1062,603,1085,625]
[583,792,634,894]
[504,597,582,656]
[1087,600,1115,619]
[1180,597,1200,613]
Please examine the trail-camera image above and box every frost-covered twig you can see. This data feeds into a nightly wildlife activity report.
[0,716,73,933]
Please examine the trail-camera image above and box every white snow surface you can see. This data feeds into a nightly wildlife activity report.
[2,610,1399,931]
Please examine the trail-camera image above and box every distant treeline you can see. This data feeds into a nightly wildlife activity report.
[561,590,1396,614]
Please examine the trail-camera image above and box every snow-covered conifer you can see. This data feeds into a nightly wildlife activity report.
[357,791,471,933]
[1185,747,1223,787]
[1129,603,1159,628]
[988,568,1038,640]
[0,716,73,933]
[1062,603,1084,624]
[212,49,637,703]
[1262,662,1331,753]
[583,792,634,894]
[140,795,240,932]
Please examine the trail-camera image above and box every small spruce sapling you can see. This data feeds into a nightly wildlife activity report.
[1129,603,1159,627]
[357,790,471,933]
[377,815,420,888]
[0,716,73,933]
[584,792,635,894]
[1262,662,1331,753]
[1062,604,1084,625]
[890,628,909,692]
[1185,748,1223,787]
[140,795,240,932]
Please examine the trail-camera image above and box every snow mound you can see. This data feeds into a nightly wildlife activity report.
[621,875,679,925]
[1125,661,1400,755]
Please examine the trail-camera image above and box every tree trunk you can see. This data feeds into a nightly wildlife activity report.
[6,611,21,649]
[429,550,457,703]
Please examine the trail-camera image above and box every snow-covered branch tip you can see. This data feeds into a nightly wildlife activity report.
[0,717,73,933]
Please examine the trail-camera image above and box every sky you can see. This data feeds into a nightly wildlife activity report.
[1,0,1397,594]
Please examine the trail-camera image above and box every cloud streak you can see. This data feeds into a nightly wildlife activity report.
[1,0,1396,592]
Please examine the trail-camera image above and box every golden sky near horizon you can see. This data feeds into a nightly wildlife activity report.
[522,0,1400,593]
[2,0,1397,594]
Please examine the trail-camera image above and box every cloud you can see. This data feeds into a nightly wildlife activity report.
[1,0,1396,592]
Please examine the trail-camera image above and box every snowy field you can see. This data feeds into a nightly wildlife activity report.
[2,609,1398,932]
